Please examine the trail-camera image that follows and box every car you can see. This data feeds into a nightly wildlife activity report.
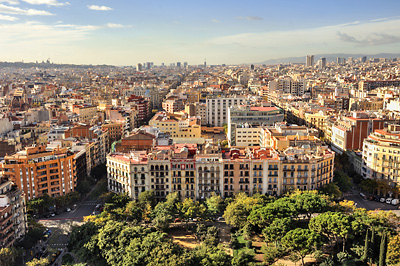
[50,213,55,217]
[44,214,50,218]
[392,199,399,206]
[380,197,386,203]
[217,217,225,221]
[55,211,60,215]
[66,208,71,212]
[373,196,380,202]
[174,218,181,223]
[386,198,393,204]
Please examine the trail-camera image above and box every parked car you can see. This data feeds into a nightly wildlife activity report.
[380,197,386,203]
[66,208,71,212]
[373,196,380,202]
[217,217,225,221]
[359,192,366,199]
[386,198,393,204]
[174,218,181,223]
[391,199,399,206]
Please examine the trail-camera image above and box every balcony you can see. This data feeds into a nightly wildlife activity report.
[0,222,13,235]
[297,168,308,171]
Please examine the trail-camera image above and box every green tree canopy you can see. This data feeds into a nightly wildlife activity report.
[281,228,322,266]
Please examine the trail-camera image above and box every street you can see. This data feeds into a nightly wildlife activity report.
[344,189,400,214]
[20,198,100,266]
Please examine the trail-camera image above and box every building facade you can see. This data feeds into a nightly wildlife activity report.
[1,146,76,200]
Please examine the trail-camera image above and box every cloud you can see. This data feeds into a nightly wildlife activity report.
[22,0,69,6]
[236,16,262,21]
[87,5,112,11]
[337,32,400,46]
[200,17,400,64]
[0,3,53,15]
[211,19,219,23]
[106,23,124,28]
[0,14,17,20]
[0,0,18,4]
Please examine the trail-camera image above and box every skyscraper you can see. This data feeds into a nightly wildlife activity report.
[136,63,143,71]
[177,62,181,69]
[306,55,314,67]
[318,57,326,69]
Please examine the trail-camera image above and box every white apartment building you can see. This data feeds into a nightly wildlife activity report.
[206,96,247,127]
[107,151,149,199]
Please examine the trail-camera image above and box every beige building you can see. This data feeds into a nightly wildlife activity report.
[362,124,400,187]
[73,105,98,122]
[149,112,201,141]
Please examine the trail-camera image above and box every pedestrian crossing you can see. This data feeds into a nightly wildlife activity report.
[80,202,99,206]
[49,243,68,247]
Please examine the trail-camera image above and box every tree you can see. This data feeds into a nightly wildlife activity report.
[0,247,19,266]
[318,183,342,199]
[26,257,49,266]
[291,190,329,218]
[309,211,352,252]
[262,217,292,246]
[177,198,206,222]
[231,249,256,266]
[379,232,387,266]
[189,244,232,266]
[281,228,322,266]
[261,245,284,265]
[206,193,223,216]
[361,228,369,263]
[153,214,170,231]
[224,193,260,228]
[333,171,353,193]
[138,190,155,209]
[387,234,400,265]
[125,201,143,223]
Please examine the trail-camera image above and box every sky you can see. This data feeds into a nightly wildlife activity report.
[0,0,400,66]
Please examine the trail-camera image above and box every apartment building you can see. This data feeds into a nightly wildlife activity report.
[72,105,98,123]
[260,123,320,150]
[331,111,386,153]
[269,78,307,96]
[206,96,247,127]
[362,124,400,186]
[1,146,76,200]
[227,105,284,147]
[107,151,149,200]
[185,103,207,125]
[149,112,201,142]
[102,122,124,143]
[107,142,334,200]
[162,99,185,113]
[0,179,27,248]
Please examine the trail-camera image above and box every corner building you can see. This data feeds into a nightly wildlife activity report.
[2,146,76,200]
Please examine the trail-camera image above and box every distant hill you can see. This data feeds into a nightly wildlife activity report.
[258,53,400,65]
[0,61,117,69]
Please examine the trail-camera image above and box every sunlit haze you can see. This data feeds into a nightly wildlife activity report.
[0,0,400,65]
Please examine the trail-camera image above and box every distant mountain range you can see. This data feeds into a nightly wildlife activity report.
[258,53,400,65]
[0,61,116,69]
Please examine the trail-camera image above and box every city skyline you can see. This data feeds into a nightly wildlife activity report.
[0,0,400,65]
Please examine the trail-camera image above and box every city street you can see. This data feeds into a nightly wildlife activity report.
[21,198,100,265]
[344,189,400,213]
